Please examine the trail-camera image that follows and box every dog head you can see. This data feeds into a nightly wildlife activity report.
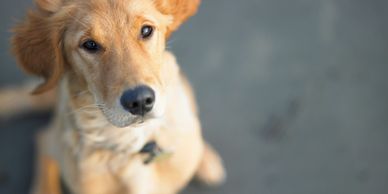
[12,0,200,127]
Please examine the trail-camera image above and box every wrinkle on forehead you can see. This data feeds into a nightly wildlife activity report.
[72,0,171,38]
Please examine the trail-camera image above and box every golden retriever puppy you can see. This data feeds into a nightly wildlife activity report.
[7,0,226,193]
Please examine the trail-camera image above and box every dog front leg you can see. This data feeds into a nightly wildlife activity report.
[31,131,61,194]
[77,171,124,194]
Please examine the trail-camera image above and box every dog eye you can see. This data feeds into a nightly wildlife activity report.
[81,40,101,52]
[140,25,154,39]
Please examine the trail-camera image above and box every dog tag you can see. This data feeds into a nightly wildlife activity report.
[141,141,173,164]
[144,150,173,165]
[152,151,173,163]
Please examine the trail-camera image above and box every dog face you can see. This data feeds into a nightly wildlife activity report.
[12,0,200,127]
[64,0,174,127]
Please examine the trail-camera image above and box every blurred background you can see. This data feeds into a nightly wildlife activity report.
[1,0,388,193]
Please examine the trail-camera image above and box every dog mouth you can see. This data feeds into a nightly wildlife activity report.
[99,105,159,128]
[130,114,156,126]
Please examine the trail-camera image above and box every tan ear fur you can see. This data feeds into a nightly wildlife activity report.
[12,1,69,94]
[154,0,201,37]
[35,0,63,12]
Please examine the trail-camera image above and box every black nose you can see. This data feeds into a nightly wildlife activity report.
[120,85,155,116]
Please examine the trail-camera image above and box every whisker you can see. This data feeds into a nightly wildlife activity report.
[71,90,91,98]
[67,103,105,116]
[166,38,177,49]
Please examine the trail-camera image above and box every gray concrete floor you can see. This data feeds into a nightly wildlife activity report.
[1,0,388,194]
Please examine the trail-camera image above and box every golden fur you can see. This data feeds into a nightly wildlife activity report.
[2,0,226,193]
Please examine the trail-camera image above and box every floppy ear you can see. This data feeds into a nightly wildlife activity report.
[154,0,201,38]
[12,0,68,94]
[35,0,63,12]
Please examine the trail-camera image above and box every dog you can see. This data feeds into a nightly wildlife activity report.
[3,0,226,193]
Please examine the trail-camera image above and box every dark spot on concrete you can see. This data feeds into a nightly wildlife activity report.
[264,173,279,189]
[260,115,286,141]
[326,67,341,82]
[356,169,369,183]
[259,98,302,141]
[0,170,9,185]
[286,98,301,120]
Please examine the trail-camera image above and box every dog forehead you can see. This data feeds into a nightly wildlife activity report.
[79,0,157,16]
[75,0,162,29]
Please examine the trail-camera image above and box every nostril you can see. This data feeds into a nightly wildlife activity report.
[145,97,154,105]
[131,102,139,109]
